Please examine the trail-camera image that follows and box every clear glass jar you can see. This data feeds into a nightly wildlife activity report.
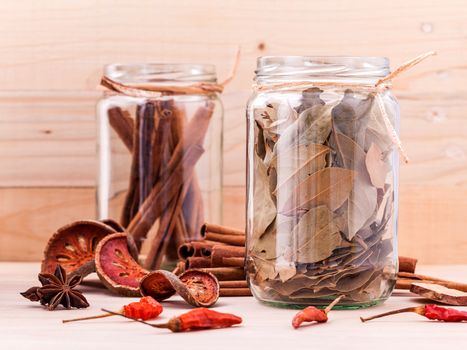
[97,63,223,270]
[246,56,399,308]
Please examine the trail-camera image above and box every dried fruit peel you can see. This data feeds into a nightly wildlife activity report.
[41,220,117,277]
[95,232,148,296]
[140,269,219,307]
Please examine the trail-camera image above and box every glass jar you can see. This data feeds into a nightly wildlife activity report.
[97,63,223,270]
[246,56,399,308]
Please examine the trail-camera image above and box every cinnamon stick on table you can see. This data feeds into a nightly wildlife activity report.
[202,232,245,246]
[211,245,245,267]
[178,241,216,259]
[398,256,418,273]
[185,257,212,269]
[220,288,252,297]
[219,280,248,288]
[201,223,244,236]
[199,267,245,281]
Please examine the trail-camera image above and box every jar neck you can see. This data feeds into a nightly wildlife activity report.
[104,63,218,86]
[255,56,389,85]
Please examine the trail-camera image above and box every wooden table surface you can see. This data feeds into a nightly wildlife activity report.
[1,263,466,349]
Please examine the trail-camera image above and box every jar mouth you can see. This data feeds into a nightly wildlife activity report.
[255,56,390,82]
[104,63,218,84]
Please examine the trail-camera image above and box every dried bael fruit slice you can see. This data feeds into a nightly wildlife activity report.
[140,269,220,307]
[41,220,117,277]
[95,232,148,296]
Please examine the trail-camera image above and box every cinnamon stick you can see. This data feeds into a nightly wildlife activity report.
[399,256,417,273]
[203,232,246,246]
[139,102,156,202]
[211,245,245,267]
[144,176,193,270]
[199,267,245,281]
[219,280,248,288]
[178,241,216,259]
[185,257,212,269]
[128,144,204,245]
[128,102,214,245]
[108,107,134,152]
[201,223,244,237]
[220,288,252,297]
[183,176,205,239]
[396,272,467,292]
[221,257,245,268]
[120,105,143,227]
[396,278,467,292]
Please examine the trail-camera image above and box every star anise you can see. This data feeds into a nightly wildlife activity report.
[20,265,89,311]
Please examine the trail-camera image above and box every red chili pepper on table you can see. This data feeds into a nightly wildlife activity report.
[103,307,242,332]
[361,304,467,323]
[63,296,163,323]
[292,295,343,329]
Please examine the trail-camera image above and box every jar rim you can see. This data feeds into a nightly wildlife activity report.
[104,63,218,84]
[255,56,390,81]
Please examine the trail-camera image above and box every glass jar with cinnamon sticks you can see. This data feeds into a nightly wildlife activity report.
[246,56,400,308]
[97,63,223,270]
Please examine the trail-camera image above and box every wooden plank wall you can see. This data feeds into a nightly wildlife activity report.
[0,0,466,263]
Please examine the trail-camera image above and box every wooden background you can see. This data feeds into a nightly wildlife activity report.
[0,0,466,263]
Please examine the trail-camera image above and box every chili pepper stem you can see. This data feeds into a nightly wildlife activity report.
[360,306,425,322]
[101,308,160,327]
[63,312,116,323]
[324,295,344,314]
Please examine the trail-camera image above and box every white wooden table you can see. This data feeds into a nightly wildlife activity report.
[1,263,466,349]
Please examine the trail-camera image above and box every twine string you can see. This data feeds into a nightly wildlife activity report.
[100,47,241,97]
[253,51,437,163]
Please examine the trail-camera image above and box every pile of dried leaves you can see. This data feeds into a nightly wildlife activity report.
[247,87,397,304]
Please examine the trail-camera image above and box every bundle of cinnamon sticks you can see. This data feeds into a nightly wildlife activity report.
[108,99,215,269]
[174,223,251,297]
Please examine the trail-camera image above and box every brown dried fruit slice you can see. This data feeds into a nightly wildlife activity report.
[140,269,219,307]
[95,232,148,296]
[41,220,117,277]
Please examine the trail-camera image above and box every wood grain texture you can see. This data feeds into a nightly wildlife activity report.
[0,0,466,262]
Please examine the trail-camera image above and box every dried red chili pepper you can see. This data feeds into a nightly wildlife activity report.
[292,295,343,329]
[103,307,242,332]
[123,296,163,320]
[63,296,162,323]
[360,304,467,323]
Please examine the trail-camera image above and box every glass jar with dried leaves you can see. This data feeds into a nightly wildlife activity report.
[97,63,223,270]
[246,56,399,308]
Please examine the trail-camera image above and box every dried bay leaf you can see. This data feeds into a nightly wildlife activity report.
[295,87,325,114]
[253,257,278,282]
[364,93,398,154]
[333,133,377,239]
[273,143,330,194]
[334,267,375,293]
[253,153,276,238]
[281,167,355,215]
[292,206,342,264]
[365,143,391,188]
[255,121,267,159]
[332,90,374,146]
[274,103,335,153]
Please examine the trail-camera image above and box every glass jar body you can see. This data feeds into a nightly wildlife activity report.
[246,59,399,308]
[97,64,223,270]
